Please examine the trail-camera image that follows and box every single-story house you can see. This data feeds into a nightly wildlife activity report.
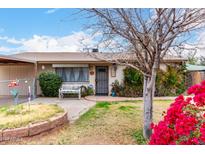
[0,51,187,97]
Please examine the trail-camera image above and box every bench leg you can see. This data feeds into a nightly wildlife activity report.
[59,90,62,99]
[79,91,81,99]
[59,92,63,99]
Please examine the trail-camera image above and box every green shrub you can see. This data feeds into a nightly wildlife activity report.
[124,67,143,97]
[87,87,94,95]
[111,67,143,97]
[39,72,62,97]
[111,80,124,96]
[80,85,94,97]
[124,67,143,86]
[111,65,186,97]
[155,65,186,96]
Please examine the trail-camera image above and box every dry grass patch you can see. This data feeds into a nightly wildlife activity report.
[0,103,64,130]
[8,99,173,145]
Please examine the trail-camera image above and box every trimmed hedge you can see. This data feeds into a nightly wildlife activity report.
[39,72,62,97]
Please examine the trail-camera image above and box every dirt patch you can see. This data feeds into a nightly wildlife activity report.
[2,100,172,145]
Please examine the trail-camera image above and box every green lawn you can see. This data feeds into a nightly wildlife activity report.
[2,100,172,145]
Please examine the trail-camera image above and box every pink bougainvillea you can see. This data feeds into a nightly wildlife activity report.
[149,80,205,145]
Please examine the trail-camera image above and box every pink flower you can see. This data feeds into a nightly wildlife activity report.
[149,80,205,145]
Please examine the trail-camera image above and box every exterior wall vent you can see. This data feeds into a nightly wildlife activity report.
[92,48,99,52]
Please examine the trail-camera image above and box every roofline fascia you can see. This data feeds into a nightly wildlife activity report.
[0,55,36,64]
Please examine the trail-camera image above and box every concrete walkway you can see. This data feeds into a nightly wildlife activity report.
[30,97,96,123]
[85,96,177,102]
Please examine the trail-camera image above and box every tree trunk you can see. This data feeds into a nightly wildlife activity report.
[143,75,155,139]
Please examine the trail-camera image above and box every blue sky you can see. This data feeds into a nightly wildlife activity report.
[0,8,204,56]
[0,8,85,38]
[0,8,94,54]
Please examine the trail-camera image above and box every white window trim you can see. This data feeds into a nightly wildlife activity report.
[52,64,89,68]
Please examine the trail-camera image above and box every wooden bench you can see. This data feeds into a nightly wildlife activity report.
[59,84,81,99]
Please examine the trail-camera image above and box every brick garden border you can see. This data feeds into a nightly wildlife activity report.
[0,112,68,142]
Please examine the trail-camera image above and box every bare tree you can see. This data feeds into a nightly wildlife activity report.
[200,56,205,65]
[83,8,205,139]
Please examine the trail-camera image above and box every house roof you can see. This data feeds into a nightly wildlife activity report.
[11,52,101,62]
[0,54,35,64]
[11,52,187,63]
[186,64,205,71]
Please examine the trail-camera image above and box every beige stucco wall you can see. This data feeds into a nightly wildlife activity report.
[36,62,177,96]
[36,63,126,96]
[37,64,55,75]
[160,63,167,71]
[108,65,126,95]
[88,64,96,94]
[90,64,125,95]
[0,64,35,95]
[0,61,182,97]
[86,64,126,95]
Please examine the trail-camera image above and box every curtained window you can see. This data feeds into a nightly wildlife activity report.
[56,67,89,82]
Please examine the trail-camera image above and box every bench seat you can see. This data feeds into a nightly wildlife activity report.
[59,84,81,99]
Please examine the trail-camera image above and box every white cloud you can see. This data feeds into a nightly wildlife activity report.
[0,46,13,54]
[0,30,120,55]
[0,46,10,51]
[0,36,8,40]
[6,38,23,44]
[194,31,205,57]
[0,31,98,53]
[19,32,95,51]
[45,9,60,14]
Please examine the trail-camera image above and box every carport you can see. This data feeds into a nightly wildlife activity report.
[0,55,37,106]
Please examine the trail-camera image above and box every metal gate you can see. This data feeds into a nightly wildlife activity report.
[0,78,35,106]
[96,66,108,95]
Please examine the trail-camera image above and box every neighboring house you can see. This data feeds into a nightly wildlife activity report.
[0,51,187,97]
[186,64,205,87]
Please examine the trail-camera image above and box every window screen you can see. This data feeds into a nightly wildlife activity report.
[56,67,89,82]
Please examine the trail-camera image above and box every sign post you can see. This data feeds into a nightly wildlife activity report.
[8,80,19,105]
[25,80,31,111]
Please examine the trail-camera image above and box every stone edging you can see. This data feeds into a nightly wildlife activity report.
[0,112,68,142]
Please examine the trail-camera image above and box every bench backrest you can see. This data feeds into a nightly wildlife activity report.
[61,84,81,91]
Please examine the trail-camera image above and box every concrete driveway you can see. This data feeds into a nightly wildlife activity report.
[0,96,28,106]
[30,97,96,123]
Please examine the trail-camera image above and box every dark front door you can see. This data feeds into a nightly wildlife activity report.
[96,66,109,95]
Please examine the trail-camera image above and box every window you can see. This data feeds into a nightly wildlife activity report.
[98,68,106,72]
[56,67,89,82]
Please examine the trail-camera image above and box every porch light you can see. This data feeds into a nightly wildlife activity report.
[89,65,94,71]
[42,65,45,70]
[111,63,117,77]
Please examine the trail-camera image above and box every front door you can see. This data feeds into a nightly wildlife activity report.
[96,66,109,95]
